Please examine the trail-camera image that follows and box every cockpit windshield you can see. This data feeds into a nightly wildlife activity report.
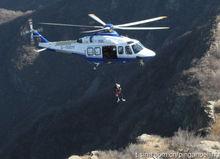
[132,43,143,54]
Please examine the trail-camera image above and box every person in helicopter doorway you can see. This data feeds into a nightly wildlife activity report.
[114,83,126,103]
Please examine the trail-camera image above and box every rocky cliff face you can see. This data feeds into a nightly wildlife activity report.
[0,9,30,24]
[0,0,220,159]
[0,0,60,11]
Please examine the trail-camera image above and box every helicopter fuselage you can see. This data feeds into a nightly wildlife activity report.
[39,32,156,63]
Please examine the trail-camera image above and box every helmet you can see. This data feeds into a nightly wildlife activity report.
[116,83,121,88]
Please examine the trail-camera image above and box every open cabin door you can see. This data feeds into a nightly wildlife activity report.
[102,46,117,59]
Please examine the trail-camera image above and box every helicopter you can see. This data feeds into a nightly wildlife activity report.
[23,14,169,69]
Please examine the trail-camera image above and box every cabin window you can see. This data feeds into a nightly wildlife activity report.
[87,47,94,56]
[118,46,124,54]
[125,46,132,55]
[94,47,101,55]
[77,38,82,43]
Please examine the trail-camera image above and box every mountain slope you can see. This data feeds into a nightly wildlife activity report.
[0,9,31,24]
[0,0,60,11]
[0,0,219,159]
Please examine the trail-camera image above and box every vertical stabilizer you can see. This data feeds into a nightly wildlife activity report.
[28,19,49,43]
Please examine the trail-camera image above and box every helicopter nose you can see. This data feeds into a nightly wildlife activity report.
[137,49,156,58]
[145,49,156,57]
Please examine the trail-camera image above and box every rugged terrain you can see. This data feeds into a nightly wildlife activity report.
[0,0,220,159]
[0,8,31,24]
[69,130,220,159]
[69,103,220,159]
[0,0,60,11]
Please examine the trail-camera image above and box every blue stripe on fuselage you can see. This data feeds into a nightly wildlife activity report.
[43,49,154,63]
[86,57,154,63]
[89,31,120,37]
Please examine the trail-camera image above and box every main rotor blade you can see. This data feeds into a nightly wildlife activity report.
[82,28,109,33]
[115,26,170,30]
[40,22,103,28]
[88,14,106,26]
[115,16,168,27]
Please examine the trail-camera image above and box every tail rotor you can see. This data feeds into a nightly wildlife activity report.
[29,19,34,44]
[21,19,44,45]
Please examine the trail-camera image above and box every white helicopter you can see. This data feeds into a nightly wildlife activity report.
[24,14,169,68]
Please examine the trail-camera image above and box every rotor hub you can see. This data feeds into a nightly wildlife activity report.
[104,24,114,29]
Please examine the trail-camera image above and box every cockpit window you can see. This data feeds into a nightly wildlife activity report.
[138,42,144,48]
[132,43,143,54]
[125,46,132,55]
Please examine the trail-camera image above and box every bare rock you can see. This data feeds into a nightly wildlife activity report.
[197,140,220,154]
[68,155,82,159]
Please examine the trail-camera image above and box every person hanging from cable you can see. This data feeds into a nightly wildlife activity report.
[114,83,126,103]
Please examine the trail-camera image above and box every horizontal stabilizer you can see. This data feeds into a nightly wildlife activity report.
[34,48,47,53]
